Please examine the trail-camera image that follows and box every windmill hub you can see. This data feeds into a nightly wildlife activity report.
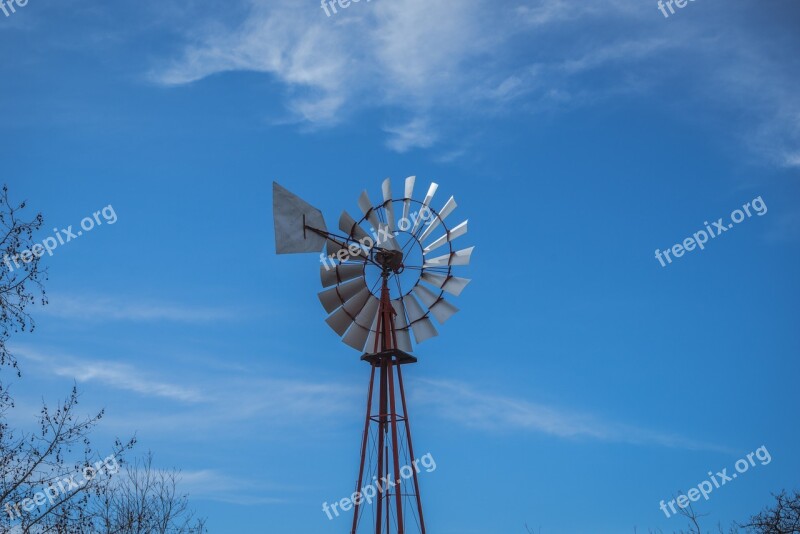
[374,249,404,274]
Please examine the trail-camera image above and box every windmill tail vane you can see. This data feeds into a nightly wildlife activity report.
[272,177,473,534]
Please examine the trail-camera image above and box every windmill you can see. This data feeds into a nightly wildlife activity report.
[272,177,472,534]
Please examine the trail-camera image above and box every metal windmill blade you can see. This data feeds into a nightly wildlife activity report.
[271,179,472,354]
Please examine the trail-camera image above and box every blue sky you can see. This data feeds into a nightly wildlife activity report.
[1,0,799,532]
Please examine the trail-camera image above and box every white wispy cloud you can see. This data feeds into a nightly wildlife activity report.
[413,379,727,452]
[12,343,723,452]
[150,0,497,147]
[99,466,292,506]
[151,0,800,166]
[559,38,672,74]
[709,43,800,170]
[515,0,643,27]
[40,294,238,323]
[177,469,291,505]
[11,343,359,431]
[383,117,438,153]
[14,345,204,403]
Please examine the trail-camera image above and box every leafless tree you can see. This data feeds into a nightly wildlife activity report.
[739,490,800,533]
[90,452,206,534]
[672,494,706,534]
[1,186,201,532]
[0,185,47,371]
[0,384,135,533]
[0,185,136,532]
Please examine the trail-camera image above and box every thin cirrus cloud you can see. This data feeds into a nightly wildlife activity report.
[102,466,292,506]
[11,343,360,431]
[12,343,724,451]
[150,0,800,166]
[178,469,297,505]
[40,294,238,323]
[413,379,729,453]
[383,118,438,153]
[13,345,205,403]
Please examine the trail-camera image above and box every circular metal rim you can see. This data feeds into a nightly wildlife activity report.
[328,196,457,332]
[353,197,453,300]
